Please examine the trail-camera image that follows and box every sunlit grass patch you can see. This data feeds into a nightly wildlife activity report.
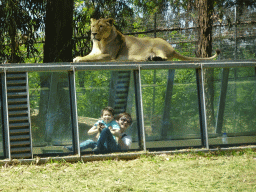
[0,149,255,191]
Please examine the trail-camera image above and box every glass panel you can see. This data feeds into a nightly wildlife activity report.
[207,67,256,146]
[75,70,139,154]
[29,72,73,155]
[142,69,202,150]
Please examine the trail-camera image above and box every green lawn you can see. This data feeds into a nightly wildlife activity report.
[0,149,256,191]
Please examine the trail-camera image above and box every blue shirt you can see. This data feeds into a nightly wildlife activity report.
[94,119,120,141]
[94,119,120,130]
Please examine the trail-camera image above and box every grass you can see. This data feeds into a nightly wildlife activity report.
[0,149,256,191]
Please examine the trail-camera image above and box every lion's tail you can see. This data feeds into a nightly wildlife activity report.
[173,49,221,61]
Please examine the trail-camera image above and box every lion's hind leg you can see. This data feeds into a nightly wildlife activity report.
[147,47,167,61]
[147,55,166,61]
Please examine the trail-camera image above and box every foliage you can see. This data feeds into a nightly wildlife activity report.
[76,71,111,118]
[0,0,45,63]
[28,72,41,114]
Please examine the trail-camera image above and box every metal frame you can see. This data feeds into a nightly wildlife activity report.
[1,60,255,72]
[196,66,209,149]
[133,68,146,151]
[68,67,80,155]
[1,70,11,159]
[25,72,33,159]
[0,60,255,159]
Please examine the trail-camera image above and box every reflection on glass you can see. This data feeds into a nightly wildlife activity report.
[208,67,256,145]
[29,72,73,155]
[75,70,139,153]
[142,69,201,149]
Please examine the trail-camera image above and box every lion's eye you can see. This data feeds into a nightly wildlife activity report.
[99,25,103,28]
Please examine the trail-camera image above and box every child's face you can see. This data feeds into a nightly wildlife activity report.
[102,110,114,124]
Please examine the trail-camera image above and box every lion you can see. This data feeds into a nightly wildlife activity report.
[73,18,220,63]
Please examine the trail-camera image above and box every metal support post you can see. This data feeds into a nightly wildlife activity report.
[133,68,146,151]
[1,71,11,159]
[68,68,80,156]
[25,72,33,159]
[196,67,209,149]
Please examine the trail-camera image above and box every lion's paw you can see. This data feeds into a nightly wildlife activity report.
[73,57,82,63]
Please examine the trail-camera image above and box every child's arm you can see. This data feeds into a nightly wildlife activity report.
[108,126,121,137]
[87,126,99,135]
[88,122,106,136]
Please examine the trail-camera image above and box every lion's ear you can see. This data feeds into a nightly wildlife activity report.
[106,18,114,26]
[91,18,96,23]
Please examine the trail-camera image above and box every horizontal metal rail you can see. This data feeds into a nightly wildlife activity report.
[1,145,256,165]
[0,60,255,72]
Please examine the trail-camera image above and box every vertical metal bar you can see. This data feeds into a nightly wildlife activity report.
[25,72,33,159]
[133,68,146,151]
[196,67,209,149]
[200,65,209,149]
[152,70,156,118]
[234,6,237,60]
[68,68,80,156]
[215,68,229,134]
[161,69,175,140]
[1,71,11,159]
[154,13,157,38]
[152,13,157,117]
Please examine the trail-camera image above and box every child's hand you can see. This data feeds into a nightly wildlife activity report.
[97,123,105,133]
[108,126,113,131]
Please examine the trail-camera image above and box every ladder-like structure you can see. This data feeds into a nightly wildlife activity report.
[4,72,32,159]
[109,71,131,115]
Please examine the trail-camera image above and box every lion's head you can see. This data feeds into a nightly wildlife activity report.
[90,18,114,41]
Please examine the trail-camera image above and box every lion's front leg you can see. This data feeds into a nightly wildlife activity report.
[73,54,112,62]
[73,56,84,63]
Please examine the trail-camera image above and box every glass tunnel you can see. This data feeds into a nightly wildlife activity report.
[0,61,255,159]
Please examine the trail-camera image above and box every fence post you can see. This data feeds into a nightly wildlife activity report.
[133,68,146,151]
[196,66,209,149]
[68,68,80,156]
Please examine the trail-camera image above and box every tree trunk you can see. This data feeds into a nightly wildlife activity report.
[44,0,73,63]
[8,0,20,63]
[196,0,215,133]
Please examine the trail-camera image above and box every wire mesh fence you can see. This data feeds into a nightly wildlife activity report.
[118,8,256,60]
[3,6,255,64]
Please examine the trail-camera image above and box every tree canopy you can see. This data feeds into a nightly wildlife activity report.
[0,0,255,63]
